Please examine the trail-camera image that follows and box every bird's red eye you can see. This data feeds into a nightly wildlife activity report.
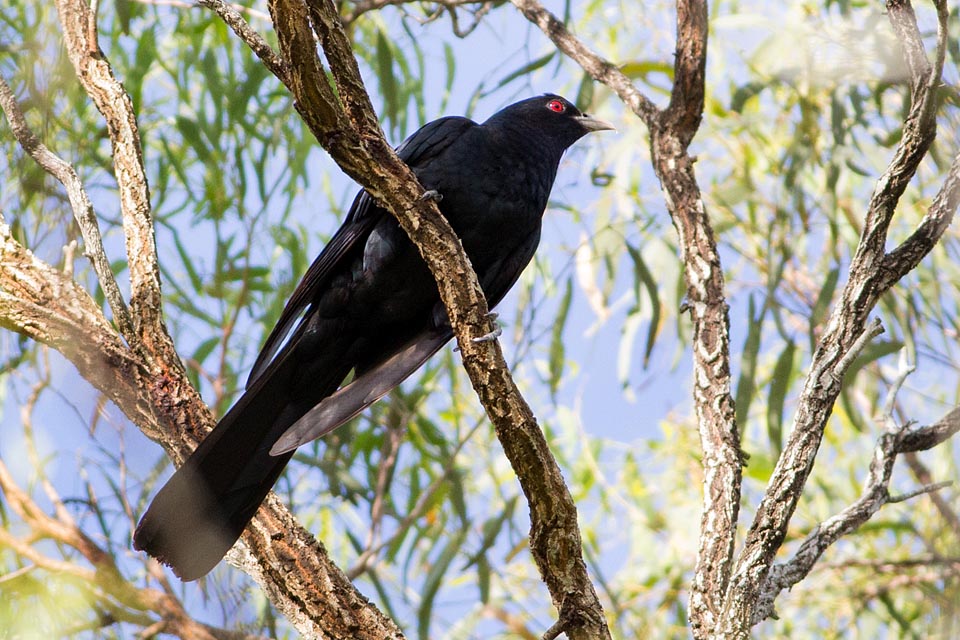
[546,99,566,113]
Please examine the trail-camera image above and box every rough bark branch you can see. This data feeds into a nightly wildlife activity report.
[0,73,135,344]
[753,405,960,623]
[259,0,611,636]
[198,0,290,83]
[879,149,960,289]
[54,0,170,358]
[508,1,740,636]
[509,0,658,128]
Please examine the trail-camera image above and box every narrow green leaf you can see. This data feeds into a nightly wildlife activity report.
[735,294,764,431]
[620,60,675,85]
[191,336,220,366]
[548,277,574,399]
[730,81,766,113]
[766,339,796,456]
[462,496,518,570]
[175,115,211,164]
[170,231,203,292]
[376,29,399,128]
[477,555,491,604]
[159,134,193,188]
[809,267,840,351]
[575,71,595,109]
[417,528,467,640]
[217,265,270,282]
[495,52,555,90]
[441,42,456,113]
[626,244,662,368]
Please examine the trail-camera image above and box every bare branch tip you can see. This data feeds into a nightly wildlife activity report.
[888,480,953,504]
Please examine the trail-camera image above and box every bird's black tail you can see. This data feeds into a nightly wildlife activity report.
[133,356,348,581]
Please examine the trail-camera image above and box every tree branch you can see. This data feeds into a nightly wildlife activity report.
[752,405,959,624]
[509,0,659,129]
[508,1,740,635]
[717,3,956,634]
[54,0,168,357]
[0,73,135,344]
[258,0,612,636]
[198,0,289,83]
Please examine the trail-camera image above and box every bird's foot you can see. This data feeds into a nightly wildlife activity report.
[420,189,443,202]
[453,313,502,351]
[472,325,502,343]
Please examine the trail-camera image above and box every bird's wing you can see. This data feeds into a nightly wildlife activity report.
[247,115,477,388]
[395,115,475,169]
[270,327,452,455]
[246,189,378,387]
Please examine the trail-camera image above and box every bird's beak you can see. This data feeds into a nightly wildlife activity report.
[577,113,616,132]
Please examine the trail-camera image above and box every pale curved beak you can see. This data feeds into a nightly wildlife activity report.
[577,113,616,132]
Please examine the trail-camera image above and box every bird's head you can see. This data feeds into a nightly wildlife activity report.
[484,94,614,153]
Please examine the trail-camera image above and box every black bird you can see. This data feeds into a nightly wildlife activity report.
[133,94,612,580]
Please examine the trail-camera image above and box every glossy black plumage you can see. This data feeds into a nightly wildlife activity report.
[133,94,612,580]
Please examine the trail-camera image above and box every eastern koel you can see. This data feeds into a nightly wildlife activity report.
[134,94,613,580]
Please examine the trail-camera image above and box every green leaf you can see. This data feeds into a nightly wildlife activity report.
[731,81,766,113]
[175,115,211,164]
[575,70,595,109]
[462,496,518,570]
[809,267,840,351]
[417,528,467,640]
[767,339,796,456]
[626,244,662,368]
[191,336,220,366]
[476,555,491,604]
[376,29,399,127]
[548,277,574,399]
[494,51,556,90]
[735,294,765,432]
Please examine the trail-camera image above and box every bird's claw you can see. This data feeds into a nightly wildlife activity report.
[420,189,443,202]
[472,326,502,343]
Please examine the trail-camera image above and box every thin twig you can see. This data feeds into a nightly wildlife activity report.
[888,480,952,503]
[0,73,135,343]
[509,0,659,128]
[832,318,884,381]
[904,453,960,540]
[197,0,289,83]
[881,350,915,426]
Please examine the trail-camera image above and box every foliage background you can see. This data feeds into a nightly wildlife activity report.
[0,0,958,638]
